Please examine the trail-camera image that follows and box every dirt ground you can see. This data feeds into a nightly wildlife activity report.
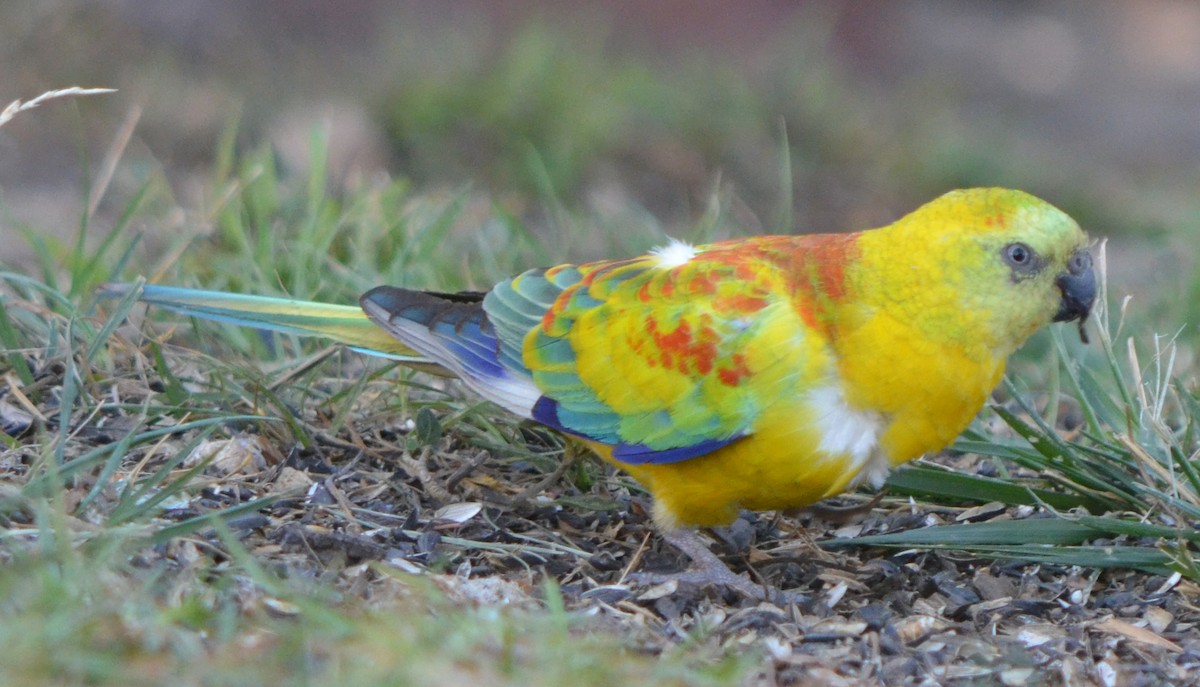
[19,337,1191,685]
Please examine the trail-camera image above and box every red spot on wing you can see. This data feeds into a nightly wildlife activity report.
[541,299,562,331]
[541,286,579,334]
[637,280,653,303]
[733,263,759,281]
[713,292,769,314]
[684,270,721,296]
[655,319,691,353]
[716,352,751,386]
[692,335,716,375]
[644,315,722,377]
[792,302,820,330]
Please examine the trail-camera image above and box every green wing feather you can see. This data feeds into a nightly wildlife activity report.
[485,249,803,461]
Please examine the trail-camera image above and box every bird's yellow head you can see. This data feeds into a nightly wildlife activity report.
[862,187,1095,358]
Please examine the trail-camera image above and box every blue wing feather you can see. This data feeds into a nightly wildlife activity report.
[531,396,745,464]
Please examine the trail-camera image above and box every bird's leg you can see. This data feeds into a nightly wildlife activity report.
[630,529,803,605]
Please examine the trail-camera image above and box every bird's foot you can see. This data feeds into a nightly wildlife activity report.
[628,529,805,606]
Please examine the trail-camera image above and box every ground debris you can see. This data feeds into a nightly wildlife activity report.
[6,342,1200,685]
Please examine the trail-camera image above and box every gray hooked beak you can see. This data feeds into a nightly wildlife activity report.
[1053,248,1096,342]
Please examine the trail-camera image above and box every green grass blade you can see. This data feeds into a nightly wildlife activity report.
[0,298,35,385]
[949,545,1177,575]
[822,518,1105,547]
[69,179,151,299]
[772,117,793,234]
[22,415,279,496]
[53,319,82,467]
[1074,513,1200,544]
[84,276,145,362]
[149,341,190,407]
[825,514,1198,577]
[991,405,1142,508]
[885,463,1101,511]
[74,413,146,516]
[107,427,220,525]
[149,494,283,544]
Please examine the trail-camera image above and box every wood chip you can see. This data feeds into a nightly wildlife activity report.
[435,574,532,606]
[273,466,314,492]
[1013,623,1066,648]
[809,619,867,636]
[1092,617,1182,652]
[1144,606,1174,634]
[896,615,945,644]
[973,570,1017,600]
[190,436,268,475]
[1095,657,1120,687]
[955,501,1006,522]
[1000,667,1035,686]
[831,523,863,538]
[262,597,301,617]
[636,581,679,601]
[432,501,483,525]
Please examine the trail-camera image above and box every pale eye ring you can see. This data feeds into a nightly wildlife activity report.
[1003,242,1034,268]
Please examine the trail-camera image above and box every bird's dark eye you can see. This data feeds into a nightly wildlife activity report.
[1003,242,1034,268]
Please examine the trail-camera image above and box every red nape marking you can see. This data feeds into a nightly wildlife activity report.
[813,234,856,301]
[755,232,862,335]
[791,232,860,302]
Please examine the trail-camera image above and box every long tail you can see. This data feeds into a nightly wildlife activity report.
[100,283,441,369]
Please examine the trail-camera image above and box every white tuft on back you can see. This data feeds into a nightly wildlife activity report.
[649,238,700,268]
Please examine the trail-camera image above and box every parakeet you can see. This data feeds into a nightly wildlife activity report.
[105,187,1095,597]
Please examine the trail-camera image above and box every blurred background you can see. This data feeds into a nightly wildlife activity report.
[1,0,1197,328]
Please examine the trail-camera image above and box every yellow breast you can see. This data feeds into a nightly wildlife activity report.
[593,312,1003,530]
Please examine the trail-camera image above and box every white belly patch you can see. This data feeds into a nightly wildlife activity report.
[807,383,889,488]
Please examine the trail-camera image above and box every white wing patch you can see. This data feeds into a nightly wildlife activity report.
[649,238,700,268]
[808,384,890,488]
